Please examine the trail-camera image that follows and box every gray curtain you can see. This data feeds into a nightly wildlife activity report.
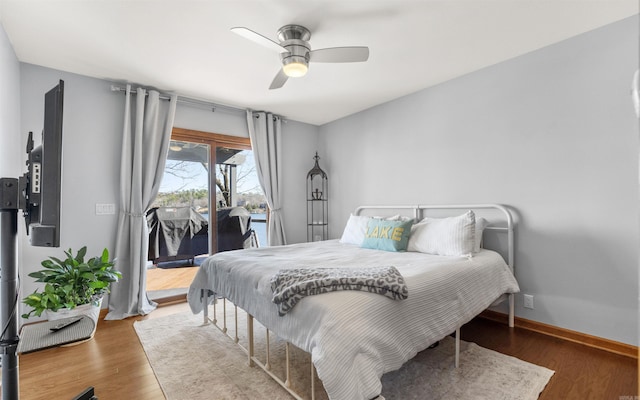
[246,110,286,246]
[105,85,177,320]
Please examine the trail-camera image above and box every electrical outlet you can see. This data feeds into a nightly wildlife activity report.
[523,294,534,309]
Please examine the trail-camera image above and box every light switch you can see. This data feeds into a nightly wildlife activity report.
[96,203,116,215]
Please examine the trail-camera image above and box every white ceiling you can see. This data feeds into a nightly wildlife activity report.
[0,1,637,126]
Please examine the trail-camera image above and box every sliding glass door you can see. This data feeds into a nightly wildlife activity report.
[151,128,266,262]
[147,128,267,300]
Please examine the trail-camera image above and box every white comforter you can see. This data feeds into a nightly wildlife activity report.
[187,240,519,400]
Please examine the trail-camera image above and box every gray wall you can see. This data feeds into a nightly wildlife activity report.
[319,15,639,345]
[0,22,20,177]
[281,120,320,243]
[16,64,318,320]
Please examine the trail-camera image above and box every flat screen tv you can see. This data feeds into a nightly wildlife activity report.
[23,80,64,247]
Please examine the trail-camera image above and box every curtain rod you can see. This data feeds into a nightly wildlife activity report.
[109,84,246,114]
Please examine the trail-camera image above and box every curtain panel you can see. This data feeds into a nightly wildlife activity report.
[246,110,286,246]
[106,85,177,320]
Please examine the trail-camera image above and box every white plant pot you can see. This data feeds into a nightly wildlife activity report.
[44,297,102,337]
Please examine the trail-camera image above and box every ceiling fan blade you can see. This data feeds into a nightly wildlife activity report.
[230,27,287,53]
[309,47,370,63]
[269,69,289,90]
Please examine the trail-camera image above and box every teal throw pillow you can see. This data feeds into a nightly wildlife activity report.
[361,219,413,252]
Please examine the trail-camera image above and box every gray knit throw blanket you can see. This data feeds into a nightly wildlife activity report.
[270,265,408,316]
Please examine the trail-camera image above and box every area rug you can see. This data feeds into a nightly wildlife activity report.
[134,309,554,400]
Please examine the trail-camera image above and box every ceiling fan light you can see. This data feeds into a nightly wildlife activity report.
[283,60,308,78]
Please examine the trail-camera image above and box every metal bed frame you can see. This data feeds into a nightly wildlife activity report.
[199,204,516,400]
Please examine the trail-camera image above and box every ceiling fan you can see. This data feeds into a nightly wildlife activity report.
[231,24,369,90]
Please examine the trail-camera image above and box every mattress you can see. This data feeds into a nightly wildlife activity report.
[187,239,520,400]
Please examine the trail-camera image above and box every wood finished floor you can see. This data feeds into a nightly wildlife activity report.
[146,265,199,292]
[460,318,637,400]
[15,301,637,400]
[16,267,640,399]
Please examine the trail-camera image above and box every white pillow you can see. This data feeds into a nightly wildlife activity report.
[407,210,476,256]
[474,217,489,252]
[339,214,371,245]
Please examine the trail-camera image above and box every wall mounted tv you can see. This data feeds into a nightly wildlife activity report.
[23,80,64,247]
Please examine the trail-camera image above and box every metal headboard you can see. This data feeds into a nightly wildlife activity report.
[354,203,516,327]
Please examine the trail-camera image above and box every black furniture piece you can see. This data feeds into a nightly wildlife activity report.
[147,206,209,265]
[72,387,97,400]
[216,207,255,252]
[307,152,328,242]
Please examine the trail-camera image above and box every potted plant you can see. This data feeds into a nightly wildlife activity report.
[21,246,121,333]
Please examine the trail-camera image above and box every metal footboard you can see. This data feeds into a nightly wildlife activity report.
[202,291,319,400]
[201,291,458,400]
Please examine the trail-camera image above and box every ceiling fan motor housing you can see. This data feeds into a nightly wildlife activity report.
[280,40,310,66]
[277,25,311,68]
[277,24,311,41]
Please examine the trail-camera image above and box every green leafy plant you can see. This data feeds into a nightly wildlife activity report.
[21,246,122,319]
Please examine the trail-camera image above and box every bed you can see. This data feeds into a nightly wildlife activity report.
[187,204,520,400]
